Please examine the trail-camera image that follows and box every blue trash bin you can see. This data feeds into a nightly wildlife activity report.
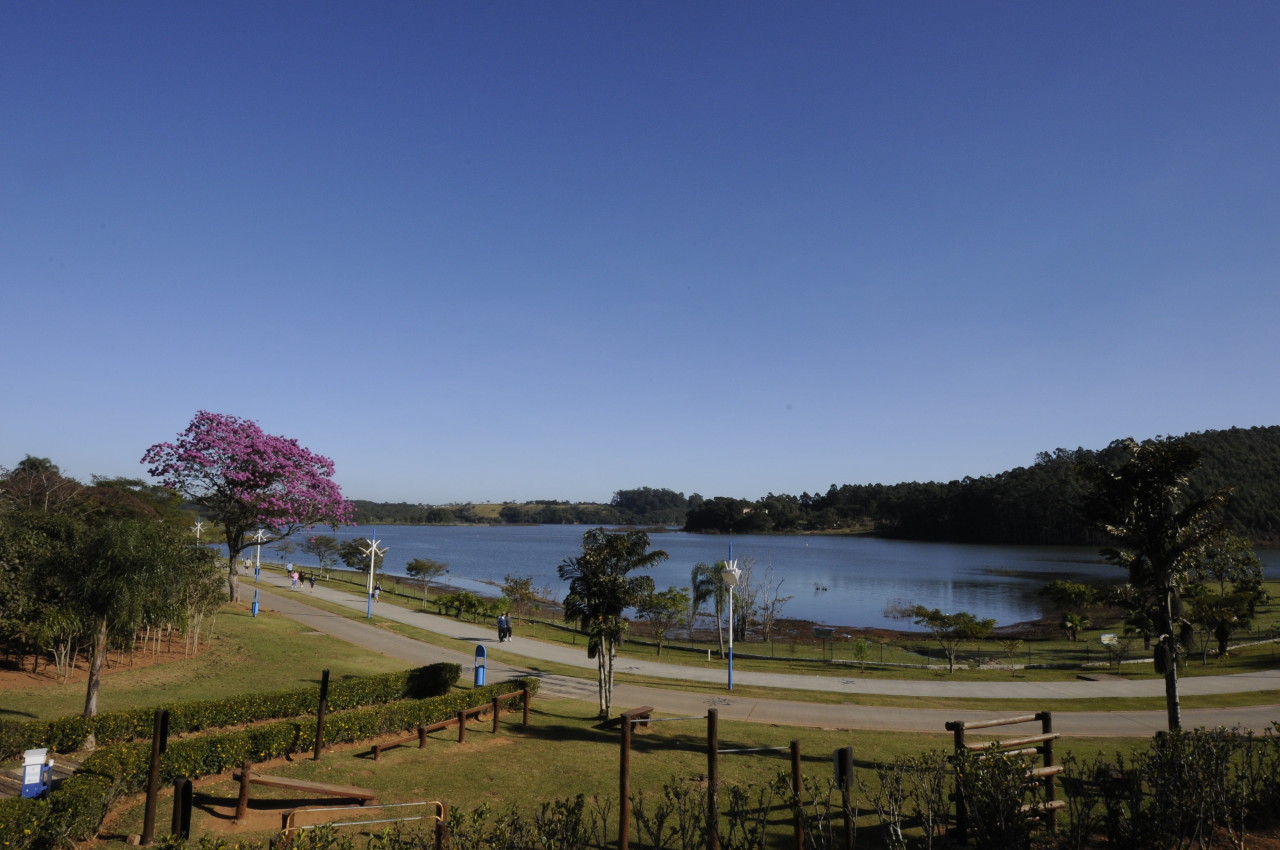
[21,749,51,799]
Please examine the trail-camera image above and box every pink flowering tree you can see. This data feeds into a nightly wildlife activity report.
[142,411,355,602]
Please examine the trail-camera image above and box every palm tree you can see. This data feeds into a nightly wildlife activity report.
[558,528,666,718]
[1060,612,1090,642]
[689,562,729,656]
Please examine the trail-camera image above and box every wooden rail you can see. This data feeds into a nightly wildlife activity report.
[945,711,1061,841]
[607,705,655,731]
[233,766,377,822]
[368,688,531,757]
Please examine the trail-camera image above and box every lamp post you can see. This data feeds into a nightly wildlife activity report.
[191,520,205,544]
[252,528,266,583]
[721,558,741,690]
[361,537,387,619]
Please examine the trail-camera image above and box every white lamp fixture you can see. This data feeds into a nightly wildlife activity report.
[722,559,741,690]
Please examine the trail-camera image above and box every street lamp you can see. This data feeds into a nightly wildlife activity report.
[361,537,388,619]
[252,528,266,583]
[721,558,741,690]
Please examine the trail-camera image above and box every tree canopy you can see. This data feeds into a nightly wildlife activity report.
[142,411,353,602]
[1080,436,1236,730]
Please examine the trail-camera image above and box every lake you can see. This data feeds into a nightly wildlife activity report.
[262,525,1280,630]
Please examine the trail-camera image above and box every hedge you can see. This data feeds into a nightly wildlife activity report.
[0,674,536,850]
[0,662,460,761]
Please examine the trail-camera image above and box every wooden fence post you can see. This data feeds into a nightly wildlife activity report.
[791,739,803,850]
[314,669,330,761]
[234,761,251,823]
[707,709,719,850]
[141,708,168,845]
[620,712,632,850]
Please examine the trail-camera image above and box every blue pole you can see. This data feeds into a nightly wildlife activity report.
[251,589,259,618]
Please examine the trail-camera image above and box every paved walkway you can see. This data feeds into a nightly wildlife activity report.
[251,573,1280,737]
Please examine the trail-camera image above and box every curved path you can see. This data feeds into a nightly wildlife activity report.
[252,575,1280,737]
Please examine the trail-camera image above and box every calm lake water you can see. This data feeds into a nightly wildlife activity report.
[264,525,1280,630]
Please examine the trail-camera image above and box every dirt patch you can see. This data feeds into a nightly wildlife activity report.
[0,640,208,691]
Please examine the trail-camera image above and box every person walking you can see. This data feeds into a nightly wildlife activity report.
[497,612,508,641]
[373,583,382,603]
[503,611,514,641]
[308,573,316,591]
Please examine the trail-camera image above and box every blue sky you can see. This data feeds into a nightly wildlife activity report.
[4,2,1278,505]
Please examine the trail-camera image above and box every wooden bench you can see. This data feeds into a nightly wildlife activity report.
[233,768,377,821]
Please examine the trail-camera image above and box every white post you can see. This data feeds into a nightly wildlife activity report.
[252,528,265,583]
[361,537,387,619]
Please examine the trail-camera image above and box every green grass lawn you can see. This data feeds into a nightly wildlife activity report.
[2,605,410,722]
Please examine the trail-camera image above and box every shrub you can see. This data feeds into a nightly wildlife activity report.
[0,663,461,759]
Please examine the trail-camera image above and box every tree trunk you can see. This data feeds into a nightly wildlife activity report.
[1158,587,1181,731]
[597,651,609,718]
[227,555,240,604]
[715,601,726,658]
[1161,636,1181,731]
[83,616,108,718]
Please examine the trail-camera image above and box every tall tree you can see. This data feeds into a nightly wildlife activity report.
[1080,436,1232,730]
[301,534,341,578]
[406,557,448,608]
[558,528,666,718]
[142,411,353,602]
[68,518,218,719]
[502,574,538,616]
[339,537,385,573]
[1,456,85,513]
[888,605,995,674]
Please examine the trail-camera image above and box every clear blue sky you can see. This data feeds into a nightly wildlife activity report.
[4,2,1278,505]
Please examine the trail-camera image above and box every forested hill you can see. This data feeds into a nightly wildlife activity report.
[350,487,691,528]
[682,425,1280,544]
[353,426,1280,545]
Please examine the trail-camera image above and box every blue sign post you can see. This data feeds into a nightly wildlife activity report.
[473,644,487,686]
[251,589,259,618]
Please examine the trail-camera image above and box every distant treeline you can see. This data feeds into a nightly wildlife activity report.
[351,487,697,528]
[353,426,1280,545]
